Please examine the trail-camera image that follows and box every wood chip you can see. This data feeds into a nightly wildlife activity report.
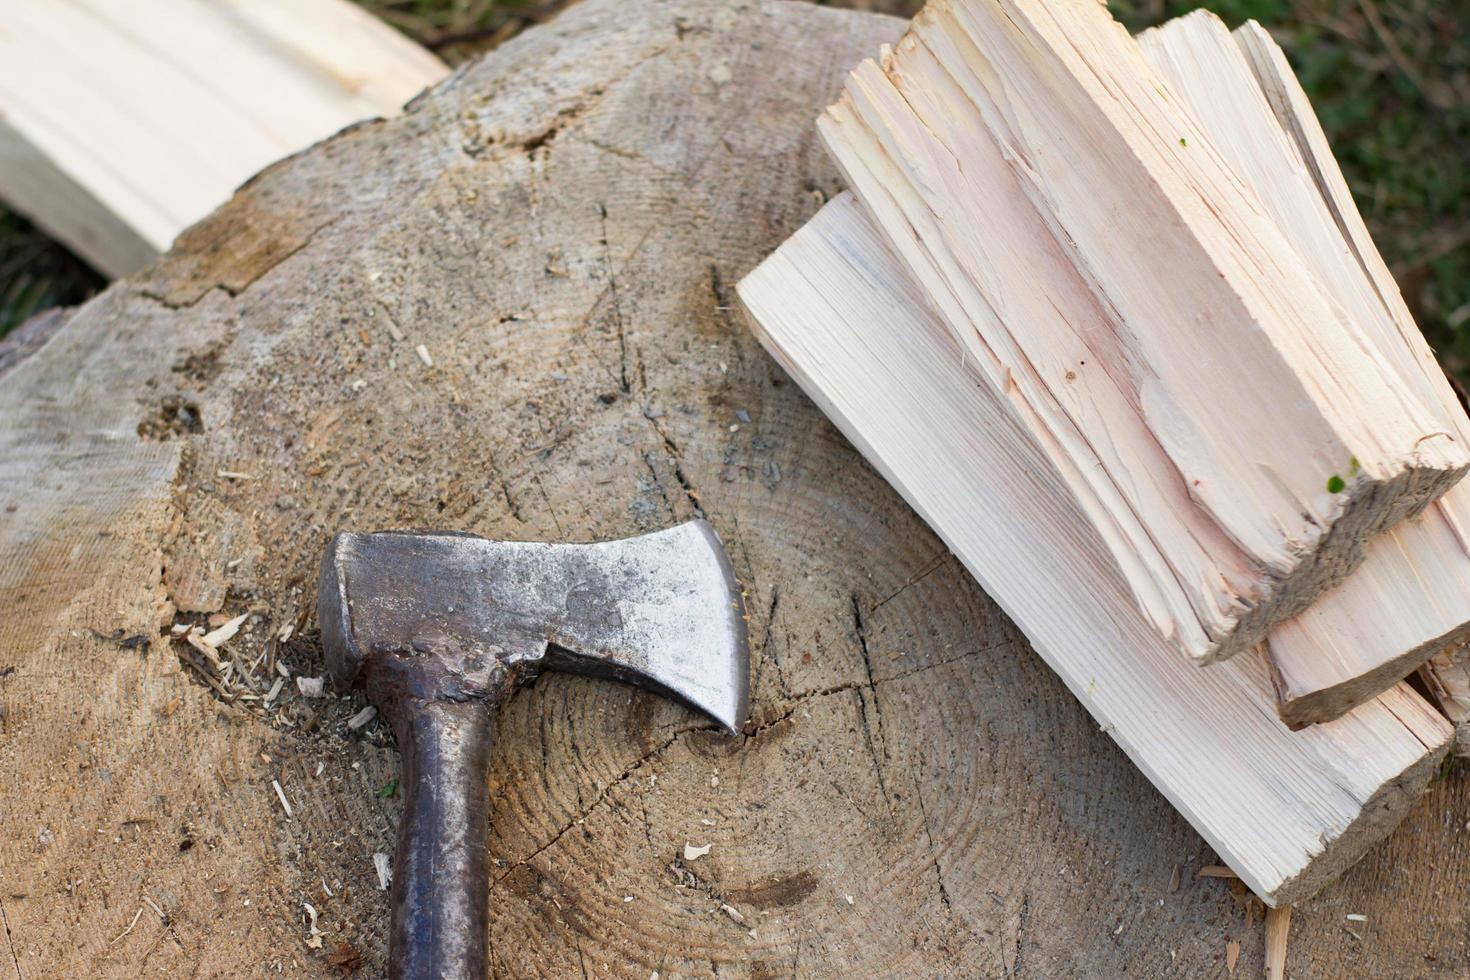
[1345,912,1367,922]
[683,842,712,860]
[303,901,324,949]
[272,779,293,819]
[201,612,248,649]
[380,308,405,342]
[1265,905,1291,980]
[720,903,744,924]
[1225,939,1240,976]
[373,852,392,890]
[185,630,224,669]
[277,623,294,642]
[1197,865,1238,879]
[347,705,377,730]
[415,344,433,367]
[296,676,326,698]
[108,906,144,946]
[264,677,285,704]
[216,470,254,480]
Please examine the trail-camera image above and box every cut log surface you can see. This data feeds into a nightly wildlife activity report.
[1136,14,1470,725]
[0,0,448,277]
[818,0,1470,666]
[3,2,1470,977]
[739,190,1450,907]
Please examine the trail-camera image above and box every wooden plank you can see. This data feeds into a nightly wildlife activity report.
[1134,14,1470,725]
[815,0,1470,666]
[0,0,448,277]
[737,191,1452,907]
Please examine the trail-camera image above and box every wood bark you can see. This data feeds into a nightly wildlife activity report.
[2,2,1470,976]
[816,0,1470,666]
[0,0,447,277]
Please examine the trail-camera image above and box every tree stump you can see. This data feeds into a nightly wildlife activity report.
[0,1,1466,976]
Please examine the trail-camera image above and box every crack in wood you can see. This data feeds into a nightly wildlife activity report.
[597,203,631,394]
[583,138,681,179]
[0,896,23,980]
[1011,891,1031,978]
[640,451,680,521]
[138,214,343,309]
[754,584,790,699]
[641,412,704,517]
[850,593,891,809]
[911,777,953,915]
[134,284,232,313]
[483,448,527,524]
[740,642,1005,744]
[871,549,951,612]
[490,721,715,886]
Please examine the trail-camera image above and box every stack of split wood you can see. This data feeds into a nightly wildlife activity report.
[740,0,1470,909]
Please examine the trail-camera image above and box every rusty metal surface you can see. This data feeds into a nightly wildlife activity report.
[319,519,749,730]
[316,519,750,977]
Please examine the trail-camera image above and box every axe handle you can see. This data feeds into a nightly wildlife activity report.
[388,697,495,980]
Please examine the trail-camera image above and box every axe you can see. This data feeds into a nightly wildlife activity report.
[317,520,750,979]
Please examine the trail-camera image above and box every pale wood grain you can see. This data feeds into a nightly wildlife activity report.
[739,192,1451,907]
[1265,905,1292,980]
[1135,14,1470,725]
[815,0,1470,666]
[0,0,448,276]
[1420,642,1470,756]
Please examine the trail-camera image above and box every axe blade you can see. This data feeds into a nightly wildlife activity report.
[319,520,750,732]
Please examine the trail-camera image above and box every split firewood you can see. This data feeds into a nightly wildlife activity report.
[0,0,448,277]
[737,192,1453,907]
[1420,643,1470,757]
[1136,15,1470,725]
[817,0,1470,667]
[1264,905,1292,980]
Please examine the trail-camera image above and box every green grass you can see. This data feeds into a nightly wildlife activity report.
[2,0,1465,387]
[354,0,568,59]
[0,209,103,338]
[1111,0,1470,379]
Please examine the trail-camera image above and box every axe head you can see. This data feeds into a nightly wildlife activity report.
[317,520,749,732]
